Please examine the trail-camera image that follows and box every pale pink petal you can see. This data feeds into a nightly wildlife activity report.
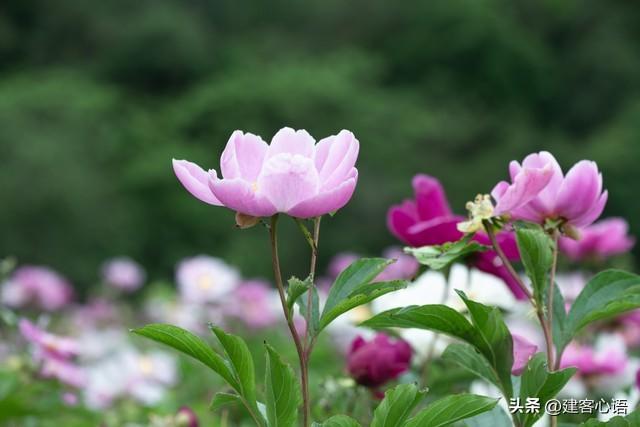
[555,161,603,221]
[209,178,277,217]
[287,170,358,218]
[315,130,359,190]
[493,163,554,216]
[571,190,608,228]
[268,127,315,159]
[257,154,320,212]
[512,334,538,375]
[220,131,268,181]
[524,151,564,211]
[172,159,222,206]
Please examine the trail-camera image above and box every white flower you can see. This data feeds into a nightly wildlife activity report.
[175,256,240,304]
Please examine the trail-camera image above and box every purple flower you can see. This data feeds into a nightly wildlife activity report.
[495,152,608,228]
[224,280,279,329]
[387,175,464,246]
[347,334,412,388]
[511,334,538,375]
[101,257,146,292]
[176,407,199,427]
[175,256,240,304]
[559,218,635,261]
[2,266,73,311]
[173,127,359,218]
[375,247,419,282]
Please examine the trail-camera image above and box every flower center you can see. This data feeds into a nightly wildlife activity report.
[197,275,214,291]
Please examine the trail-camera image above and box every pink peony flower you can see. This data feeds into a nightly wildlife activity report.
[493,152,607,228]
[173,127,359,218]
[175,256,240,304]
[347,334,412,388]
[224,280,279,329]
[387,175,526,300]
[511,334,538,375]
[2,266,73,311]
[559,218,635,261]
[560,335,627,376]
[101,257,146,292]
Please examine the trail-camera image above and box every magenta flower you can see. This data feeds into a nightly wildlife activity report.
[2,266,73,311]
[176,407,199,427]
[101,257,146,292]
[173,127,359,218]
[559,218,635,261]
[511,334,538,375]
[387,174,464,246]
[473,232,527,300]
[494,152,608,228]
[347,334,412,388]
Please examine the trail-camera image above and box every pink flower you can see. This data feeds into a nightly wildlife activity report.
[173,127,359,218]
[176,407,199,427]
[559,218,635,261]
[2,266,73,311]
[387,175,464,246]
[175,256,240,304]
[101,257,146,292]
[347,334,412,388]
[327,252,360,279]
[224,280,279,329]
[494,152,607,228]
[560,335,627,376]
[511,334,538,375]
[374,247,419,282]
[387,175,526,300]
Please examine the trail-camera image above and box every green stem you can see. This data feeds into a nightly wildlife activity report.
[547,229,560,427]
[268,215,310,427]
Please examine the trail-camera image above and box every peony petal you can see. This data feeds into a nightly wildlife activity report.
[172,159,222,206]
[493,163,554,216]
[412,175,453,219]
[315,130,360,190]
[287,170,358,218]
[570,190,608,228]
[258,153,320,213]
[523,151,564,213]
[220,131,268,181]
[405,216,465,247]
[209,178,277,217]
[555,161,603,222]
[268,127,315,159]
[386,201,419,245]
[512,334,538,375]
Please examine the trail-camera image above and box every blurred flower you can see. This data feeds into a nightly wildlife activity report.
[473,232,527,300]
[457,194,495,233]
[2,265,73,311]
[559,218,635,261]
[19,319,85,388]
[173,127,359,218]
[347,334,412,388]
[224,280,280,329]
[495,152,607,229]
[327,252,360,279]
[375,247,419,282]
[101,257,146,292]
[511,334,537,375]
[387,174,464,246]
[176,407,199,427]
[176,256,240,304]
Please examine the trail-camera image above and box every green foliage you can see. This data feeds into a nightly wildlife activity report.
[287,276,313,317]
[515,226,553,306]
[403,394,499,427]
[462,405,512,427]
[442,343,500,390]
[405,236,487,271]
[264,344,301,427]
[370,383,427,427]
[313,415,362,427]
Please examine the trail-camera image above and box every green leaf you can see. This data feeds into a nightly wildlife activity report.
[264,343,301,427]
[323,258,393,319]
[210,392,243,412]
[210,325,258,411]
[370,383,427,427]
[287,276,312,317]
[405,236,487,271]
[360,305,483,350]
[296,286,320,335]
[319,280,407,332]
[551,284,568,355]
[404,394,499,427]
[456,291,513,397]
[132,323,238,390]
[560,270,640,351]
[518,353,576,427]
[442,343,500,390]
[462,405,512,427]
[515,226,553,305]
[313,415,362,427]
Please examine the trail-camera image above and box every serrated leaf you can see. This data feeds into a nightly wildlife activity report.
[313,415,362,427]
[518,353,576,427]
[264,344,301,427]
[516,226,553,305]
[371,383,427,427]
[442,343,500,390]
[560,270,640,351]
[132,323,239,390]
[404,394,499,427]
[456,291,513,397]
[405,236,487,271]
[323,258,393,319]
[287,276,312,317]
[319,280,407,332]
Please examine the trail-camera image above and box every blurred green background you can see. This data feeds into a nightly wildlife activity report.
[1,0,638,290]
